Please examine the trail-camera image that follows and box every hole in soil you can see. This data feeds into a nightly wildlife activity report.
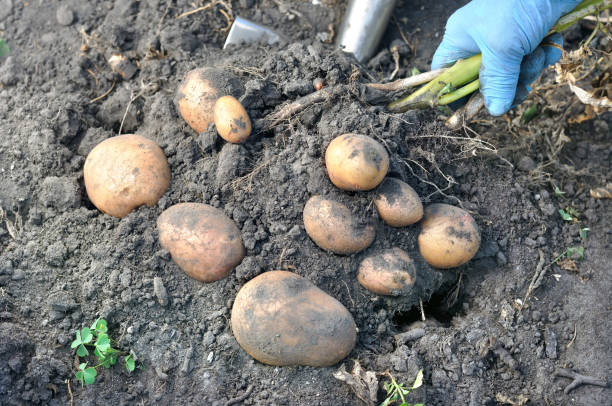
[393,291,464,328]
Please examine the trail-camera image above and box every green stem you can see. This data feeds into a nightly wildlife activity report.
[439,79,480,105]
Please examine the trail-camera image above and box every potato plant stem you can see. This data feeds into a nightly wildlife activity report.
[438,79,480,105]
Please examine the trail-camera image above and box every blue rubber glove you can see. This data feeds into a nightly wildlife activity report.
[432,0,581,116]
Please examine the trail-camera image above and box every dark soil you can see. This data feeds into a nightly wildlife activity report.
[0,0,610,405]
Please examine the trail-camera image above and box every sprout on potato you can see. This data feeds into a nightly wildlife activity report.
[374,178,423,227]
[83,134,170,218]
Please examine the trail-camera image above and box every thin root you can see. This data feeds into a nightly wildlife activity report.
[555,369,608,394]
[225,385,254,406]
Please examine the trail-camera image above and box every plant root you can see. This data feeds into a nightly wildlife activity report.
[225,385,254,406]
[555,369,608,394]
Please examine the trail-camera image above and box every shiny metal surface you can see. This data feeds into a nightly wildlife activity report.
[336,0,398,63]
[223,16,282,49]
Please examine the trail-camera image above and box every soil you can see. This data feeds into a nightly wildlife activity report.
[0,0,610,405]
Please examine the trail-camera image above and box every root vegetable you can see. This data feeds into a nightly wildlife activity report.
[325,134,389,191]
[213,95,251,143]
[84,134,170,218]
[177,68,222,134]
[374,178,423,227]
[357,248,417,296]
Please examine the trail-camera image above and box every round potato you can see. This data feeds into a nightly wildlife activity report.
[84,134,170,218]
[303,195,375,255]
[374,178,423,227]
[157,203,245,282]
[418,203,481,269]
[177,68,222,134]
[357,248,417,296]
[325,133,389,191]
[213,95,251,143]
[231,270,356,366]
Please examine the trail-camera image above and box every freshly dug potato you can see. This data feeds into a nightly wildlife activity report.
[418,203,481,269]
[357,248,417,296]
[177,68,222,134]
[325,133,389,191]
[374,178,423,227]
[157,203,245,282]
[84,134,170,218]
[231,270,356,366]
[303,195,375,255]
[213,95,251,143]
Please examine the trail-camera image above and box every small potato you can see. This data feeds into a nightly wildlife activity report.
[157,203,245,282]
[177,68,222,134]
[325,134,389,191]
[303,195,375,255]
[213,95,251,143]
[418,203,481,269]
[357,248,416,296]
[374,178,423,227]
[84,134,170,218]
[231,270,356,366]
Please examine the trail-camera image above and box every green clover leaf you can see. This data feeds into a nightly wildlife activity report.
[83,367,97,385]
[125,355,135,372]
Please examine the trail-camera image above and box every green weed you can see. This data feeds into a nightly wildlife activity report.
[380,369,424,406]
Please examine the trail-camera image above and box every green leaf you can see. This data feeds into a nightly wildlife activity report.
[412,369,424,390]
[559,209,573,221]
[96,319,108,333]
[521,103,539,123]
[79,362,87,370]
[579,228,590,240]
[96,333,111,353]
[567,246,585,261]
[77,344,89,357]
[83,367,97,385]
[410,67,421,76]
[71,330,83,348]
[75,371,84,387]
[81,327,93,344]
[0,39,9,58]
[125,356,135,372]
[554,186,565,197]
[380,398,391,406]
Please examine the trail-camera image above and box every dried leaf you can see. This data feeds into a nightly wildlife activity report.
[496,393,529,406]
[333,361,378,406]
[568,82,612,109]
[557,258,578,272]
[590,184,612,199]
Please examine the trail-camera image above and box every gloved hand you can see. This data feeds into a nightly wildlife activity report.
[432,0,581,116]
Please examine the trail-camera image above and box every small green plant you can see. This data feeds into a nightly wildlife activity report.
[553,186,565,197]
[380,369,424,406]
[71,319,136,386]
[0,39,8,58]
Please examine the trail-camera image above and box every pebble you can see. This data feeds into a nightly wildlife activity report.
[56,5,74,26]
[517,156,536,172]
[11,269,24,280]
[545,328,557,359]
[153,277,168,306]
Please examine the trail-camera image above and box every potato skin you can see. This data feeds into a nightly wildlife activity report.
[213,96,251,143]
[418,203,481,269]
[177,68,221,134]
[374,178,423,227]
[231,270,356,366]
[325,133,389,191]
[84,134,170,218]
[303,195,375,255]
[157,203,245,282]
[357,248,416,296]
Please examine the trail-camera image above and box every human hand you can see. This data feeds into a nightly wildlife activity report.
[432,0,581,116]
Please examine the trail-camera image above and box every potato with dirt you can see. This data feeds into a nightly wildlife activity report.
[325,133,389,191]
[157,203,245,282]
[83,134,170,218]
[418,203,480,269]
[358,247,417,296]
[374,178,423,227]
[231,270,357,366]
[214,95,251,143]
[303,195,375,254]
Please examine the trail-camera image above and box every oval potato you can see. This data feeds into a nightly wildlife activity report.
[177,68,221,134]
[357,248,417,296]
[374,178,423,227]
[213,95,251,143]
[303,195,375,255]
[418,203,481,269]
[325,133,389,191]
[84,134,170,218]
[157,203,245,282]
[231,270,356,366]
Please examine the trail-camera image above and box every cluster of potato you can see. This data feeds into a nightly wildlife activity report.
[304,133,481,297]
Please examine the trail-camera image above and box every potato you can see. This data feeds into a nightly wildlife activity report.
[418,203,480,269]
[213,95,251,143]
[157,203,245,282]
[374,178,423,227]
[84,134,170,218]
[231,270,356,366]
[325,133,389,191]
[357,248,417,296]
[177,68,221,134]
[303,195,375,255]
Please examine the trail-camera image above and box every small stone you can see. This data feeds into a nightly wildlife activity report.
[11,269,24,280]
[56,5,74,26]
[108,54,138,80]
[153,277,168,307]
[496,251,507,266]
[544,328,557,359]
[517,156,536,172]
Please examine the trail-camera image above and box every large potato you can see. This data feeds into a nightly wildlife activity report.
[84,134,170,218]
[303,195,375,255]
[374,178,423,227]
[325,133,389,191]
[213,95,251,143]
[157,203,245,282]
[177,68,222,134]
[231,270,356,366]
[418,203,480,269]
[357,248,417,296]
